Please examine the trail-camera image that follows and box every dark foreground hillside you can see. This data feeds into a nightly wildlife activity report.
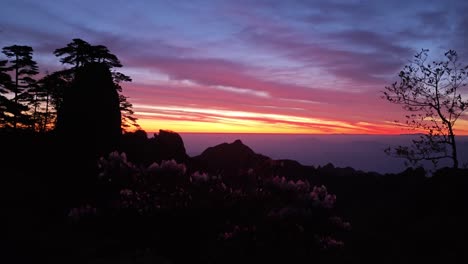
[1,130,467,263]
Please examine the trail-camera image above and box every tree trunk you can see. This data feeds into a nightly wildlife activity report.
[43,93,49,132]
[33,93,38,131]
[448,123,459,169]
[14,56,18,130]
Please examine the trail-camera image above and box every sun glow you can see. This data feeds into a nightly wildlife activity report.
[133,104,408,134]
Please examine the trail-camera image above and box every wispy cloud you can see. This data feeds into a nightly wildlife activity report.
[1,0,467,133]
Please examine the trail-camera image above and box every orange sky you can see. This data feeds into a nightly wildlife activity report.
[133,104,468,135]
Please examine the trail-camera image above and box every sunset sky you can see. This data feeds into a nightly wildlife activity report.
[1,0,468,134]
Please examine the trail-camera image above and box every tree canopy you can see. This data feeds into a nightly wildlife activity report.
[0,39,139,132]
[1,45,38,129]
[53,38,138,131]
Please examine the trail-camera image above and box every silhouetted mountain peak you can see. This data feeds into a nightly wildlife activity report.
[151,129,188,162]
[194,140,268,172]
[201,139,255,157]
[233,139,243,145]
[120,129,188,164]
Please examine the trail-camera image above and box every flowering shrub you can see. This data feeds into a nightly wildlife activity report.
[329,216,352,231]
[69,151,350,262]
[190,171,209,183]
[310,185,337,209]
[68,204,96,222]
[318,236,345,250]
[119,188,153,212]
[148,159,187,176]
[269,176,311,193]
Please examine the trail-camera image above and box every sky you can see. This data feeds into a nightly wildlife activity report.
[1,0,468,134]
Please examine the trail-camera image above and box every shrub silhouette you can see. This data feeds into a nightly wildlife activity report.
[68,151,350,263]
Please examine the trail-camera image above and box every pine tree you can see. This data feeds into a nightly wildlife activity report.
[53,38,93,69]
[0,59,13,128]
[1,45,38,129]
[54,39,139,131]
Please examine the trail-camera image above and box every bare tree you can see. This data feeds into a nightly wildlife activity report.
[383,49,468,169]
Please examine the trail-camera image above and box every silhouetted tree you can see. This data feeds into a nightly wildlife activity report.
[119,94,140,131]
[34,72,70,132]
[46,69,73,115]
[0,59,9,93]
[113,71,139,131]
[1,45,38,129]
[384,49,468,169]
[54,39,138,131]
[91,45,122,67]
[28,79,46,131]
[0,60,22,128]
[53,38,93,69]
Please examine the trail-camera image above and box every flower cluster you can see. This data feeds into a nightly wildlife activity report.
[146,159,187,187]
[267,207,307,218]
[68,204,96,221]
[98,151,134,172]
[97,151,138,186]
[269,176,310,193]
[329,216,352,230]
[220,225,256,240]
[310,185,337,208]
[190,171,209,183]
[159,159,187,175]
[318,236,345,250]
[119,188,153,212]
[84,151,349,261]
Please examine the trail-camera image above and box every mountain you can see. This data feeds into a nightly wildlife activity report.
[152,129,188,162]
[120,129,189,164]
[193,139,269,172]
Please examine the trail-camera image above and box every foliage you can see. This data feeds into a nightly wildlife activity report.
[65,151,350,263]
[1,45,39,129]
[0,39,138,132]
[54,38,139,131]
[384,49,468,169]
[34,71,72,132]
[0,59,10,94]
[54,38,122,69]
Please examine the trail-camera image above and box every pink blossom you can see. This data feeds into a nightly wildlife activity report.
[323,194,337,208]
[67,204,96,221]
[329,216,352,230]
[147,162,160,171]
[319,236,344,250]
[270,176,310,192]
[310,185,336,208]
[160,159,187,174]
[191,171,209,182]
[120,189,134,196]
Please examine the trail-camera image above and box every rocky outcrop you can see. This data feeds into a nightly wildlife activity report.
[57,62,121,157]
[53,63,122,205]
[194,139,269,172]
[120,129,188,164]
[151,129,188,162]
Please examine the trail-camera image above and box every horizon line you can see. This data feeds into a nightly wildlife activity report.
[142,130,431,136]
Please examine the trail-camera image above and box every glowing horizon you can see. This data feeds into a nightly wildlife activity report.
[133,103,407,134]
[136,117,468,135]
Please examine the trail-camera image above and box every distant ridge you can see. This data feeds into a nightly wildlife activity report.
[194,139,270,172]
